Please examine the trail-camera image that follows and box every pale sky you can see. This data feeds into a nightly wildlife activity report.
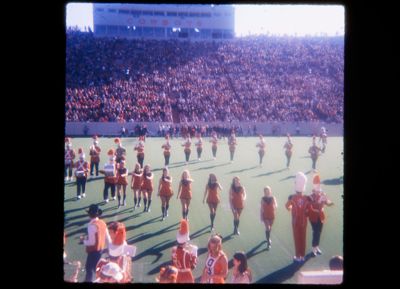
[66,3,344,36]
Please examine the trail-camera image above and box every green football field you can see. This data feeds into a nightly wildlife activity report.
[64,136,343,283]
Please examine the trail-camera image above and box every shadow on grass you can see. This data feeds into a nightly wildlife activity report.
[193,162,230,171]
[190,225,212,240]
[280,175,295,182]
[323,177,343,185]
[227,165,258,174]
[255,252,314,283]
[253,168,286,178]
[127,221,180,244]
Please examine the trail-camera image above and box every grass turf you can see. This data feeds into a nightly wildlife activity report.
[64,136,343,283]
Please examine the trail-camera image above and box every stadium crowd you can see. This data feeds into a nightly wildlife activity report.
[66,32,343,123]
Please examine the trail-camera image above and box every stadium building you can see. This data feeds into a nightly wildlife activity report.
[93,3,235,40]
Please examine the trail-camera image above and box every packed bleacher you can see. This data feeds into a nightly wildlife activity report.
[66,32,343,123]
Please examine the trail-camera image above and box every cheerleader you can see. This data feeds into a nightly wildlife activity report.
[161,134,172,168]
[228,132,237,163]
[141,164,154,212]
[210,131,218,160]
[200,234,228,284]
[157,168,174,220]
[256,134,266,166]
[203,173,223,231]
[116,159,128,208]
[195,133,203,161]
[130,163,143,210]
[114,138,126,164]
[229,177,246,235]
[182,135,192,165]
[99,149,117,203]
[260,186,277,250]
[134,136,145,168]
[176,170,194,220]
[283,133,293,168]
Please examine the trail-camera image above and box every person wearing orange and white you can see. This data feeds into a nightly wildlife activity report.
[177,170,194,220]
[116,159,129,208]
[99,149,117,203]
[161,134,172,168]
[94,221,135,283]
[182,135,192,165]
[228,132,237,163]
[260,186,277,250]
[308,173,334,256]
[156,265,179,283]
[284,133,293,168]
[157,168,174,221]
[74,148,89,200]
[141,164,154,212]
[130,163,143,210]
[89,135,101,177]
[134,136,145,168]
[64,137,76,182]
[229,176,246,235]
[80,204,111,282]
[171,219,198,283]
[200,234,228,284]
[114,138,126,164]
[210,131,218,160]
[195,133,203,161]
[203,173,223,232]
[285,172,310,262]
[256,134,266,166]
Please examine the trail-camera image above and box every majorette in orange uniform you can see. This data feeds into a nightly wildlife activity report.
[161,134,172,167]
[141,164,154,212]
[307,173,334,256]
[260,186,277,250]
[228,132,237,162]
[203,173,223,231]
[64,137,76,182]
[210,132,218,160]
[182,136,192,164]
[229,176,246,235]
[157,167,174,220]
[99,149,117,203]
[285,172,310,262]
[94,222,136,283]
[256,134,266,166]
[116,159,128,208]
[171,219,198,283]
[134,136,145,168]
[130,163,143,209]
[74,148,89,200]
[114,138,126,164]
[177,170,193,220]
[89,135,101,176]
[284,133,293,168]
[200,235,228,284]
[195,133,203,161]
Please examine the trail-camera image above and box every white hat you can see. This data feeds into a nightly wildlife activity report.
[100,262,123,281]
[176,219,190,244]
[295,172,307,193]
